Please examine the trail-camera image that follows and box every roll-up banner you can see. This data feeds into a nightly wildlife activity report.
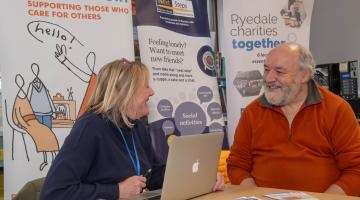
[0,1,133,199]
[222,0,314,145]
[136,0,228,161]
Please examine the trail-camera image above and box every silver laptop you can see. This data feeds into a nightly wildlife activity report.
[125,132,224,200]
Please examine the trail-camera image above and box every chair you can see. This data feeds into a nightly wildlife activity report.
[13,177,45,200]
[218,150,230,184]
[4,99,30,161]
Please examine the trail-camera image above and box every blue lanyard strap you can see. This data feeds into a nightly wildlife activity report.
[115,124,141,176]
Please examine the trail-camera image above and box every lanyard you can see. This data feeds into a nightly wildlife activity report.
[114,124,141,176]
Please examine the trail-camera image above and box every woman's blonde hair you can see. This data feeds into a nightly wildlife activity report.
[87,59,149,128]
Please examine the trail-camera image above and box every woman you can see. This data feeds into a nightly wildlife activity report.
[40,59,224,200]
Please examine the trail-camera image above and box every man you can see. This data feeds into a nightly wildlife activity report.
[227,42,360,196]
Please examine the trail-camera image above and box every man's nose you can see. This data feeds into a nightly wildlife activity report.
[264,70,276,82]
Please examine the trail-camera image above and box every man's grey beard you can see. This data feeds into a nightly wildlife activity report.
[264,89,287,106]
[264,81,302,106]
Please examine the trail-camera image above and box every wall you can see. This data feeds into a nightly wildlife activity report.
[310,0,360,64]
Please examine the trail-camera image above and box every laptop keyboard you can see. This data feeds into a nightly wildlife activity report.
[123,190,161,200]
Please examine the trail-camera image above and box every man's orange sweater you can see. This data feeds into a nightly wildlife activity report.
[227,80,360,196]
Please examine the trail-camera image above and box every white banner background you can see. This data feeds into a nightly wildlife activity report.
[0,1,133,199]
[222,0,314,145]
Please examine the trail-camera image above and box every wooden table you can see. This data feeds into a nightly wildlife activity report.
[193,185,360,200]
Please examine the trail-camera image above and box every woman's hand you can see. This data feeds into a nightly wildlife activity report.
[212,172,225,192]
[118,176,147,198]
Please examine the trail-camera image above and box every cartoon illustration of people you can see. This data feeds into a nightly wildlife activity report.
[11,73,59,171]
[55,44,97,118]
[27,63,56,129]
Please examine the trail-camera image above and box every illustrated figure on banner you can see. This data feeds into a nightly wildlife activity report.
[27,63,56,129]
[6,69,59,171]
[55,44,97,118]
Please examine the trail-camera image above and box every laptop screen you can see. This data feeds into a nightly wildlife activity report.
[160,132,224,200]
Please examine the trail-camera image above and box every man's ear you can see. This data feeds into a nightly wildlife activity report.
[300,68,312,83]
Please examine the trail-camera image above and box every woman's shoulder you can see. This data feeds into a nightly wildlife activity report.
[77,112,100,120]
[70,112,110,137]
[61,113,109,149]
[76,112,106,125]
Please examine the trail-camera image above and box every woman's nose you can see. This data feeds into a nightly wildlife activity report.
[149,88,155,96]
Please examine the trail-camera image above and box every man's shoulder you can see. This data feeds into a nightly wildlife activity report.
[316,86,356,118]
[244,95,269,112]
[318,86,347,105]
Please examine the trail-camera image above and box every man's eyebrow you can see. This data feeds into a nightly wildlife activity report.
[263,65,286,71]
[275,66,285,70]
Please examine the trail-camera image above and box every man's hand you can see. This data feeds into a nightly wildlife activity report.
[118,176,147,199]
[212,172,225,192]
[324,184,346,195]
[239,177,257,189]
